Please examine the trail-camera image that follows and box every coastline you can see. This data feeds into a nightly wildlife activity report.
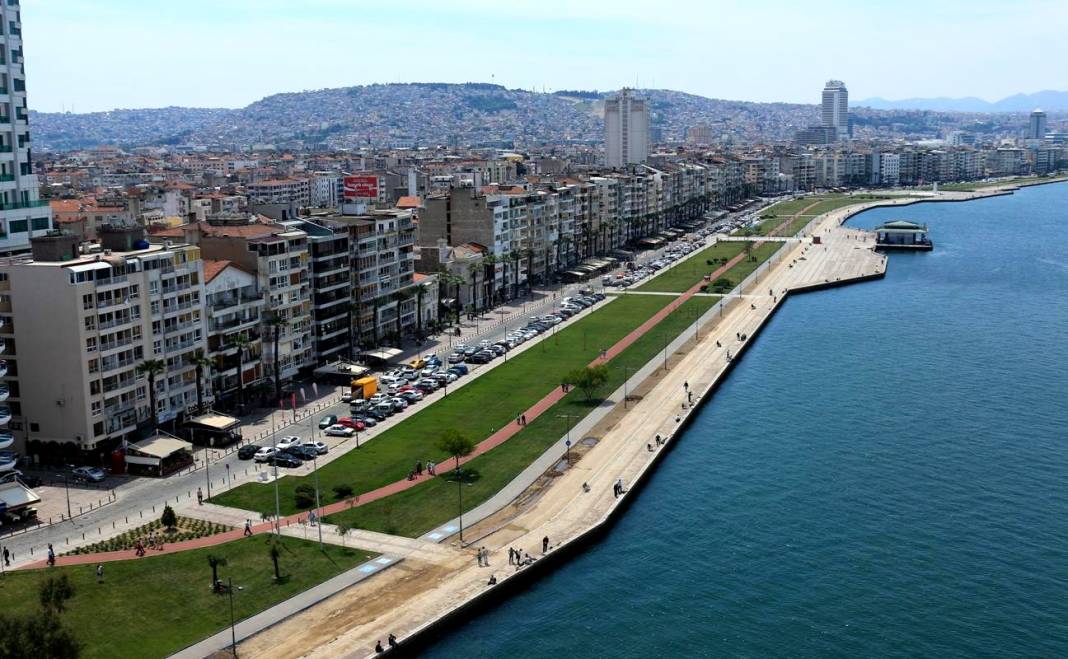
[226,177,1057,659]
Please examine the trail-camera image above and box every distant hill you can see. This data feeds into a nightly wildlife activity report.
[858,90,1068,112]
[28,82,988,152]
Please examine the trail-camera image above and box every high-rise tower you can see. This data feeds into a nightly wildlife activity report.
[821,80,849,141]
[1029,109,1048,140]
[605,88,650,168]
[0,1,50,254]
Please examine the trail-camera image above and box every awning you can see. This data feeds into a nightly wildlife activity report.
[313,361,370,378]
[361,347,404,361]
[187,413,240,432]
[126,436,193,461]
[0,481,41,512]
[67,262,111,273]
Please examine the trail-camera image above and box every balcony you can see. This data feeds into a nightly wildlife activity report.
[210,293,261,313]
[99,337,135,352]
[100,357,137,374]
[103,377,137,394]
[0,175,12,182]
[0,199,47,209]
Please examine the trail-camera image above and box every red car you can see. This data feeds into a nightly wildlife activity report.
[337,417,366,431]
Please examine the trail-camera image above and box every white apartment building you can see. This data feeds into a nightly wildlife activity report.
[203,260,265,408]
[605,88,650,168]
[0,0,52,254]
[0,228,207,457]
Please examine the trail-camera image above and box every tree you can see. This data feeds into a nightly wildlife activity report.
[466,261,480,314]
[522,248,536,291]
[480,255,498,308]
[508,251,521,298]
[232,333,252,409]
[294,484,316,509]
[436,429,476,543]
[268,541,281,580]
[336,522,351,547]
[207,554,227,586]
[414,282,429,337]
[565,364,610,403]
[39,575,75,614]
[136,359,166,429]
[393,288,413,340]
[0,611,80,658]
[187,348,213,413]
[264,311,287,405]
[160,504,177,530]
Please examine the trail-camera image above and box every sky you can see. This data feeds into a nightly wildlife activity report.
[23,0,1068,113]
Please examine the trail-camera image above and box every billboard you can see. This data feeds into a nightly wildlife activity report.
[343,175,379,200]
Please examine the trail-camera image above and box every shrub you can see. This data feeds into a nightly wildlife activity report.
[294,484,317,509]
[160,505,177,530]
[332,484,354,500]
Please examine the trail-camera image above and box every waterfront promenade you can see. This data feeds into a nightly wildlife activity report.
[234,207,887,658]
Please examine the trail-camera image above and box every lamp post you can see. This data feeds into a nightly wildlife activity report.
[557,414,577,465]
[228,577,237,657]
[57,473,72,520]
[456,464,464,545]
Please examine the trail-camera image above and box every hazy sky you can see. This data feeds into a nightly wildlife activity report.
[24,0,1068,113]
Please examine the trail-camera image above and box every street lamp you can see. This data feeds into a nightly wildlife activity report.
[557,414,577,465]
[56,473,72,520]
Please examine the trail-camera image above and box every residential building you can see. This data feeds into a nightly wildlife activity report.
[605,88,650,167]
[0,0,52,254]
[0,227,207,458]
[203,259,265,409]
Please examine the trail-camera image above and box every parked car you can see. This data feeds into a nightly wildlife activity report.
[425,355,443,367]
[447,352,465,364]
[373,403,395,417]
[254,447,278,463]
[276,436,301,451]
[237,444,260,460]
[399,389,424,403]
[337,417,365,431]
[448,364,469,375]
[270,454,302,469]
[353,414,378,427]
[369,393,389,405]
[318,415,338,430]
[324,424,356,437]
[340,393,354,404]
[72,466,106,483]
[303,441,328,455]
[389,397,408,411]
[15,472,41,488]
[283,445,310,460]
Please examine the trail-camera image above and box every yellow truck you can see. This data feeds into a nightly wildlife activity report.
[351,376,378,400]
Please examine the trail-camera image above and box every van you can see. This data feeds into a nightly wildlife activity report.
[373,402,395,417]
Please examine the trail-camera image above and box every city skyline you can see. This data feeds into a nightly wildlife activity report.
[24,0,1068,113]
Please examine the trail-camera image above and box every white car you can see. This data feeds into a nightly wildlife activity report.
[369,393,389,404]
[276,435,301,451]
[303,441,329,455]
[254,446,278,462]
[324,425,355,437]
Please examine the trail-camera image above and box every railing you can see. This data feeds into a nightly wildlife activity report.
[0,199,47,209]
[0,175,10,182]
[103,377,137,394]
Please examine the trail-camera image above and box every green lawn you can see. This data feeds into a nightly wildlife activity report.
[939,175,1068,192]
[212,294,679,516]
[327,296,717,537]
[746,195,892,237]
[635,241,748,293]
[0,538,373,659]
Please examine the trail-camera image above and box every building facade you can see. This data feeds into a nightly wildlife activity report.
[821,80,850,141]
[605,88,650,167]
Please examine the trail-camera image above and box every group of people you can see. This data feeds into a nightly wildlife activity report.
[374,633,399,653]
[133,532,166,557]
[507,546,534,568]
[407,460,437,482]
[612,478,627,499]
[475,546,491,567]
[515,414,529,426]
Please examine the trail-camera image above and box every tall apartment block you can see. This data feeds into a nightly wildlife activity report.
[0,227,207,459]
[0,0,51,254]
[1029,109,1047,141]
[821,80,850,141]
[605,88,650,168]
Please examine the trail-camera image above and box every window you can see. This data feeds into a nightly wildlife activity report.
[30,217,48,231]
[89,380,100,396]
[84,316,95,331]
[8,219,26,233]
[86,337,97,352]
[93,421,104,436]
[82,294,93,310]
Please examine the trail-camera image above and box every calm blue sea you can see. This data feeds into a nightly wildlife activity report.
[424,183,1068,658]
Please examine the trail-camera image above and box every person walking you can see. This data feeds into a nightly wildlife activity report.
[96,564,104,583]
[521,414,527,426]
[2,546,9,567]
[508,547,514,565]
[197,487,203,505]
[542,536,549,553]
[244,519,253,537]
[46,544,55,567]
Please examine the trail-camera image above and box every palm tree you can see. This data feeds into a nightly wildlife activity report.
[508,251,521,298]
[371,297,381,347]
[393,288,413,340]
[187,348,213,414]
[521,248,535,291]
[414,282,429,337]
[346,301,361,360]
[467,261,480,314]
[480,255,498,309]
[264,311,287,405]
[136,358,166,430]
[233,333,252,409]
[436,429,475,543]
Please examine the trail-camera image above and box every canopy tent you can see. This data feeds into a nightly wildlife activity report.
[187,413,240,432]
[0,480,41,518]
[125,435,194,475]
[361,347,404,362]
